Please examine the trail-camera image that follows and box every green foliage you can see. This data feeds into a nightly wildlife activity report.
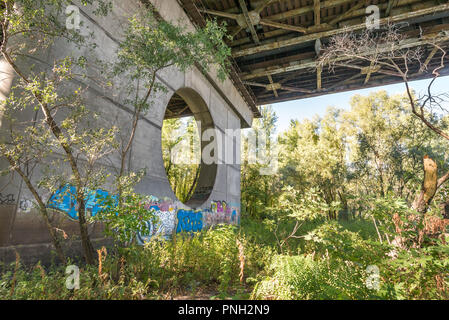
[338,219,379,241]
[95,193,157,245]
[277,107,347,219]
[162,117,200,203]
[241,105,280,219]
[0,224,271,299]
[114,10,230,84]
[2,1,449,301]
[378,244,449,300]
[269,91,449,223]
[303,221,386,265]
[239,92,449,299]
[251,254,380,300]
[261,187,342,254]
[1,0,111,53]
[0,0,119,263]
[250,216,449,300]
[277,187,341,222]
[1,0,233,264]
[111,8,230,122]
[1,215,447,300]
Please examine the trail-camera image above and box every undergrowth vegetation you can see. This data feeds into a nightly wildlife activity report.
[0,225,270,300]
[2,207,447,300]
[2,94,449,300]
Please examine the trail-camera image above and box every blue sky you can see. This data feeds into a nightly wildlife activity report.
[271,76,449,134]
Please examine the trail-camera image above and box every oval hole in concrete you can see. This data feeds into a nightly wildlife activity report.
[162,88,217,208]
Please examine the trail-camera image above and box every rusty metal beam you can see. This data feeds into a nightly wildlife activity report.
[240,51,316,72]
[256,64,449,105]
[259,19,307,33]
[230,0,421,49]
[254,0,278,13]
[317,65,322,90]
[386,0,399,16]
[230,26,244,38]
[187,0,449,108]
[244,80,313,93]
[336,62,400,78]
[364,62,375,84]
[241,32,449,80]
[199,8,239,20]
[328,0,366,26]
[238,0,260,44]
[243,80,267,88]
[419,46,440,73]
[267,74,278,97]
[259,0,354,21]
[177,0,260,118]
[255,57,449,103]
[314,0,321,26]
[233,3,449,58]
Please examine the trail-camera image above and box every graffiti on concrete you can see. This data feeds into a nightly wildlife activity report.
[139,199,240,241]
[137,197,177,244]
[47,184,114,220]
[203,200,239,228]
[0,193,15,205]
[47,185,240,241]
[176,209,203,233]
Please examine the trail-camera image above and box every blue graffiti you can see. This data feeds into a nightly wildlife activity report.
[176,210,203,233]
[48,184,116,220]
[231,209,237,223]
[136,205,175,243]
[48,185,241,239]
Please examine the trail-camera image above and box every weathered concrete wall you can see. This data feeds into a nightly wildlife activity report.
[0,0,253,264]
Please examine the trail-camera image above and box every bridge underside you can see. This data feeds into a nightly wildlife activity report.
[177,0,449,108]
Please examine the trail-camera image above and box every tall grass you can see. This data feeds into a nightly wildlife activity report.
[2,217,444,300]
[0,224,272,299]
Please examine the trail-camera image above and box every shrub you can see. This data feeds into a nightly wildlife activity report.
[303,221,387,265]
[251,254,380,300]
[0,224,273,299]
[378,244,449,300]
[95,192,158,245]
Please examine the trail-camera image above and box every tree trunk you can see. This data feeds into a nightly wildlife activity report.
[338,190,349,220]
[412,156,438,214]
[440,199,449,219]
[185,165,200,201]
[77,198,96,265]
[4,156,66,263]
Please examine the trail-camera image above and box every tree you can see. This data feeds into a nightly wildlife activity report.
[241,105,279,219]
[340,91,446,202]
[319,25,449,215]
[0,0,114,264]
[272,91,448,222]
[278,107,347,219]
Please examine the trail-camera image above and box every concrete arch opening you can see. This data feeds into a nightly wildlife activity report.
[162,87,217,209]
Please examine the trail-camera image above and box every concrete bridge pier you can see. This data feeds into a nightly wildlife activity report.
[0,0,255,264]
